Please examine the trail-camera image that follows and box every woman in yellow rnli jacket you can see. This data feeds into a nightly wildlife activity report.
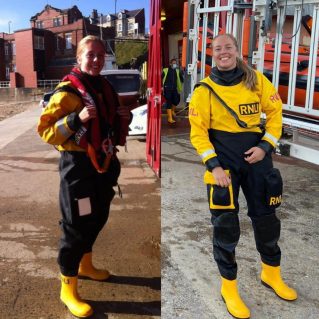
[38,36,131,318]
[189,34,297,319]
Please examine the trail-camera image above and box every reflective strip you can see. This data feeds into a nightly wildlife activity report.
[56,117,73,138]
[263,132,278,144]
[200,149,216,160]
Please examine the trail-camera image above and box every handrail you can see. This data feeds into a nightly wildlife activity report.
[0,81,10,88]
[37,79,61,89]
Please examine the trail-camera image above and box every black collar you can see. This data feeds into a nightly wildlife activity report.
[209,66,244,86]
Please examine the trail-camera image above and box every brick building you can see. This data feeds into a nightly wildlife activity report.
[0,32,15,84]
[96,8,145,38]
[0,5,115,88]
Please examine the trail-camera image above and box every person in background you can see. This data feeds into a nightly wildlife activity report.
[162,58,184,124]
[38,35,131,318]
[189,33,297,319]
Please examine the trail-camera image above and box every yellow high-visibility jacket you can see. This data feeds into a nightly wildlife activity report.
[37,81,85,152]
[189,70,282,165]
[162,68,183,93]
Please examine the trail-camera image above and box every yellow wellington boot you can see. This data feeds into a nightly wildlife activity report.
[60,274,93,318]
[167,109,176,124]
[221,277,250,319]
[260,262,297,301]
[78,252,110,281]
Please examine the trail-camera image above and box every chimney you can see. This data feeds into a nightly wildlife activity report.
[92,9,98,20]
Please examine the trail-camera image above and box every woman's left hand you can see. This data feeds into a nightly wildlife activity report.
[244,147,266,164]
[117,105,131,121]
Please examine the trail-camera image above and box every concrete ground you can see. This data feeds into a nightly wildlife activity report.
[0,107,160,319]
[161,118,319,319]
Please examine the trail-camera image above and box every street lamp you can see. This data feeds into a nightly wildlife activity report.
[8,21,12,34]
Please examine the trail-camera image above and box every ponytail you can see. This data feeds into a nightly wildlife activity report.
[236,57,258,91]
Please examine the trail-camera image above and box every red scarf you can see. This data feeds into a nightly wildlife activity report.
[63,67,118,173]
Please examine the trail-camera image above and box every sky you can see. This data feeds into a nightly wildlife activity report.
[0,0,150,33]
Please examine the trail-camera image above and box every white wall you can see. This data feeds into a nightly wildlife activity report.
[168,32,183,66]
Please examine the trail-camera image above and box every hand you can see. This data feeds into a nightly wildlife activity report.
[79,105,96,123]
[244,147,266,164]
[117,105,131,121]
[212,167,231,187]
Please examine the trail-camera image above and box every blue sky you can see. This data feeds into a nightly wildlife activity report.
[0,0,149,33]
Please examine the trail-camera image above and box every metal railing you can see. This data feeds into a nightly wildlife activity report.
[0,81,10,88]
[253,0,319,119]
[37,79,61,90]
[187,0,319,124]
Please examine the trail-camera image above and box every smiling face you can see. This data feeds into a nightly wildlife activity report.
[212,35,239,71]
[77,40,105,76]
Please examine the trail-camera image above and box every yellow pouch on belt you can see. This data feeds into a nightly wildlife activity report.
[204,170,235,210]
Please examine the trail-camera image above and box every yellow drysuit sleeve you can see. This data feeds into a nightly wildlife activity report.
[189,85,218,163]
[37,85,82,146]
[257,72,283,148]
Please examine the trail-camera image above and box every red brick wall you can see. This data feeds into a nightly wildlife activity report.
[14,29,37,88]
[31,5,83,29]
[32,7,66,29]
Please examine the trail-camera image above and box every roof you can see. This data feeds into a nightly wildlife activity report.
[102,8,144,23]
[30,4,82,21]
[123,9,144,18]
[101,14,117,24]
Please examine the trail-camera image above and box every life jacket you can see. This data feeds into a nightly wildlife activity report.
[62,67,125,173]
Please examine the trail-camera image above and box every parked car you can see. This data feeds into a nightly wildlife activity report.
[128,103,147,135]
[101,69,146,135]
[100,69,142,111]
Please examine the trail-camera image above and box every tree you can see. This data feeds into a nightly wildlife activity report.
[115,41,148,69]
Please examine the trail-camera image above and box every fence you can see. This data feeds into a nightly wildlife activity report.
[0,82,10,88]
[37,79,61,90]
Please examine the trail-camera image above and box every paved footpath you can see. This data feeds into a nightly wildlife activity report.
[161,133,319,319]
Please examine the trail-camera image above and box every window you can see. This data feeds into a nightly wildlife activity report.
[118,13,122,19]
[34,36,44,50]
[53,17,62,27]
[36,21,43,29]
[5,67,10,79]
[4,44,9,55]
[11,42,16,55]
[12,64,16,72]
[128,23,135,31]
[65,33,72,50]
[118,24,122,32]
[107,15,111,22]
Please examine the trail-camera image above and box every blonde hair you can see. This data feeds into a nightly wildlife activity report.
[212,33,258,91]
[76,35,106,58]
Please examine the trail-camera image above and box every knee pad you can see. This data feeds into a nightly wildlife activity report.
[213,212,240,246]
